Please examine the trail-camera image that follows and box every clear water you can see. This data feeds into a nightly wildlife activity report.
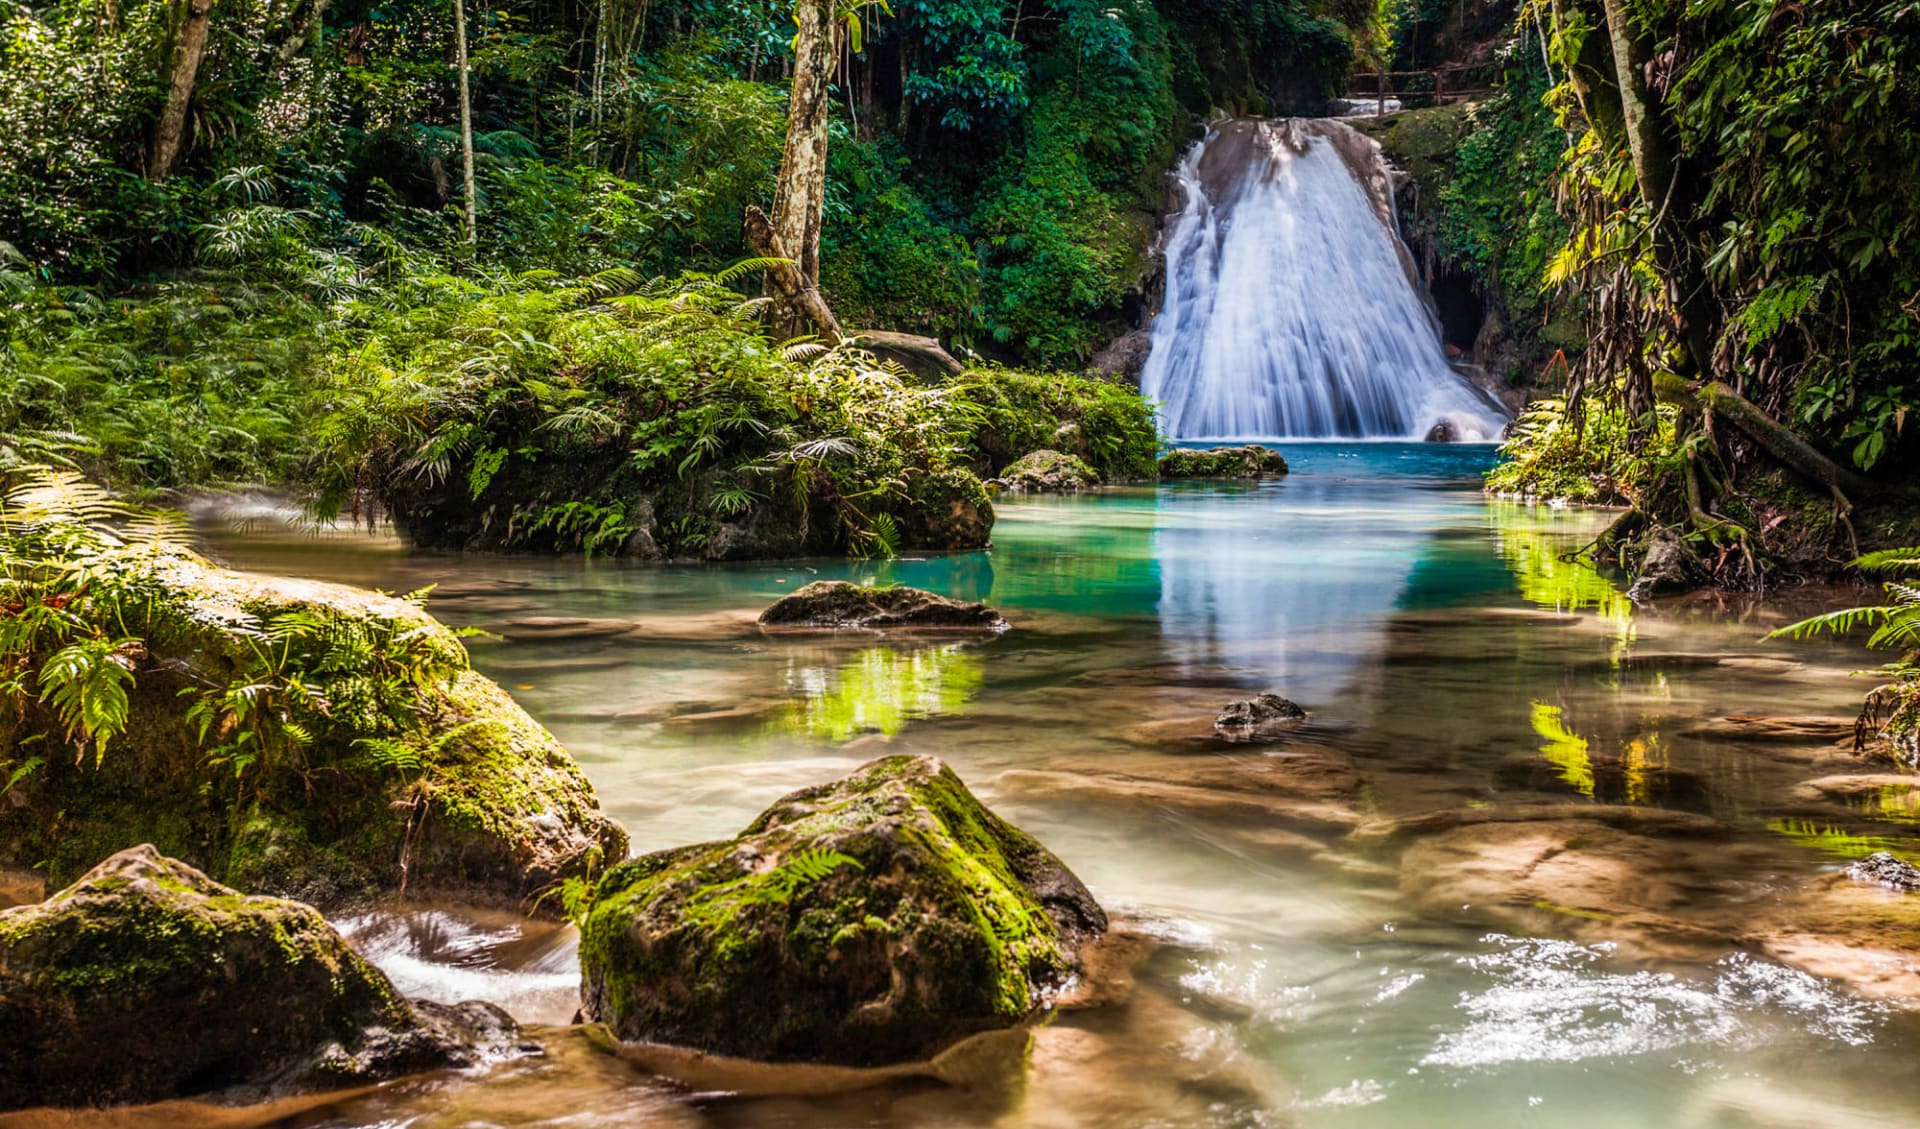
[1139,121,1509,442]
[19,443,1920,1129]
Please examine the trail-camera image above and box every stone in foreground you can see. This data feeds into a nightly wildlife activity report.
[0,547,627,906]
[759,581,1008,632]
[994,449,1101,493]
[0,846,518,1110]
[579,755,1107,1065]
[1215,693,1308,741]
[1157,445,1290,479]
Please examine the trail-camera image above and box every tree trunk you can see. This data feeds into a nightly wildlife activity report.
[148,0,217,181]
[745,205,844,345]
[453,0,477,244]
[1598,0,1716,377]
[771,0,838,292]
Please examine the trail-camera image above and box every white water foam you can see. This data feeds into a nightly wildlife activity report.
[1140,119,1509,442]
[1423,935,1886,1069]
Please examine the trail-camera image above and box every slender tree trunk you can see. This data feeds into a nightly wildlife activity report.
[1598,0,1716,377]
[772,0,838,289]
[148,0,217,181]
[453,0,476,244]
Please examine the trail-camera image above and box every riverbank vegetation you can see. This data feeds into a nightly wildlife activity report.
[1428,0,1920,590]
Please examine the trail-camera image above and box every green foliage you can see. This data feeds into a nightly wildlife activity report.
[1676,0,1920,473]
[0,467,468,788]
[1431,62,1565,325]
[309,269,996,556]
[1486,398,1674,505]
[950,365,1160,481]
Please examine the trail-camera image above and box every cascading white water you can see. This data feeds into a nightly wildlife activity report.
[1140,119,1509,442]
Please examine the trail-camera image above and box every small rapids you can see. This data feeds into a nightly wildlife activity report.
[1140,119,1509,442]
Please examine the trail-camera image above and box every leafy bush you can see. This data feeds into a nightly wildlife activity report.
[309,268,998,558]
[951,366,1160,481]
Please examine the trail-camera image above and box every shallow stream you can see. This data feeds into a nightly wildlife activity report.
[38,443,1920,1128]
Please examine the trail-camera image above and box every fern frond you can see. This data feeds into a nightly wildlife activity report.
[1768,606,1892,640]
[1855,548,1920,575]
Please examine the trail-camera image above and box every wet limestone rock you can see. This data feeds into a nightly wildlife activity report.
[1214,693,1308,741]
[579,754,1107,1065]
[1157,446,1290,479]
[0,547,627,906]
[0,846,519,1110]
[759,581,1008,632]
[993,450,1101,494]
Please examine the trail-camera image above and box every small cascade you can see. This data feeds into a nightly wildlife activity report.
[1140,119,1509,442]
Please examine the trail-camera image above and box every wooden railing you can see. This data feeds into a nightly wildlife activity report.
[1348,62,1498,115]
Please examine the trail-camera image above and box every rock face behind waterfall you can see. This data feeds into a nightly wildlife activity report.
[0,846,519,1110]
[578,755,1107,1065]
[1138,118,1507,442]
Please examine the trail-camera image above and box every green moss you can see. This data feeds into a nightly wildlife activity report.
[578,755,1104,1065]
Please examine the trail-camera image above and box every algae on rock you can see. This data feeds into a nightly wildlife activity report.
[0,845,520,1109]
[578,754,1106,1065]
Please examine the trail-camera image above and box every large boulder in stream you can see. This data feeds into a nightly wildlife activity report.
[759,580,1008,632]
[1158,445,1290,479]
[0,846,520,1110]
[579,754,1107,1065]
[0,542,627,906]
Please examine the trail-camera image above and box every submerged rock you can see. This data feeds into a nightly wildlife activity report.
[759,580,1008,632]
[0,547,627,906]
[0,846,520,1110]
[579,754,1107,1065]
[1214,693,1308,741]
[1848,851,1920,892]
[1157,445,1290,479]
[993,449,1101,494]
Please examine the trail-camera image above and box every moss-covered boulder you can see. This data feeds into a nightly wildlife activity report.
[993,449,1102,493]
[1158,445,1290,479]
[759,581,1008,632]
[0,538,627,907]
[897,467,995,551]
[0,846,520,1109]
[578,754,1107,1065]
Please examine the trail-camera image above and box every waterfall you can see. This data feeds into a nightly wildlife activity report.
[1140,119,1509,442]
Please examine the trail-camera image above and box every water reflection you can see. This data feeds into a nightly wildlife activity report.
[772,645,983,742]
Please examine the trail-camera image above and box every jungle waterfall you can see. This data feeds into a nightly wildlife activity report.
[1141,118,1509,442]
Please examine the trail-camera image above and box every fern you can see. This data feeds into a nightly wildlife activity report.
[37,638,137,763]
[765,848,862,898]
[1768,606,1895,641]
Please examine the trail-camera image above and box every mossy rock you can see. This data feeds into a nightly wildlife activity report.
[0,846,518,1109]
[759,581,1008,632]
[578,754,1107,1065]
[0,549,627,907]
[1347,103,1475,187]
[1158,445,1290,479]
[993,449,1102,493]
[895,467,995,551]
